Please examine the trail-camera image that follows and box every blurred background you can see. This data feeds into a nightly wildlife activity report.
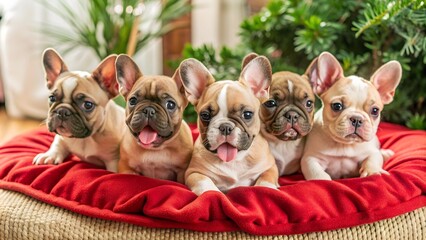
[0,0,253,119]
[0,0,424,142]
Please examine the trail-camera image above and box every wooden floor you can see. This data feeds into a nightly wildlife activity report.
[0,106,43,145]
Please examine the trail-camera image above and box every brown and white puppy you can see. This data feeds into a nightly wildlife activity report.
[33,48,125,172]
[301,52,401,180]
[115,54,193,183]
[256,57,316,176]
[176,56,279,196]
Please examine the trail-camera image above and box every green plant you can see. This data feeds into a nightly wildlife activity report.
[41,0,191,59]
[177,0,426,129]
[41,0,190,108]
[407,113,426,130]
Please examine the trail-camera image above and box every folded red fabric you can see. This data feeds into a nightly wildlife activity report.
[0,122,425,235]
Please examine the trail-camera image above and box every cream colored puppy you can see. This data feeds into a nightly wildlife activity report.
[301,52,401,180]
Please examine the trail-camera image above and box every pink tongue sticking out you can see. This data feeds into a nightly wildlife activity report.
[217,143,238,162]
[138,127,158,145]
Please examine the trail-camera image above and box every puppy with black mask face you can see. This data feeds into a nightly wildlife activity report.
[115,54,193,183]
[176,56,279,196]
[243,53,316,176]
[33,48,125,172]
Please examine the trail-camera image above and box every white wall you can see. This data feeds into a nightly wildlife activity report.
[192,0,247,49]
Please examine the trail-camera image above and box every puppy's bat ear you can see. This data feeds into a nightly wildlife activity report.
[115,54,143,98]
[171,66,189,108]
[304,57,318,89]
[42,48,69,89]
[241,52,259,70]
[306,52,344,96]
[240,55,272,99]
[92,54,119,98]
[370,61,402,105]
[178,58,215,106]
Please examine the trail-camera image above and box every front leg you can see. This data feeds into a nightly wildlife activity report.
[33,135,70,165]
[254,164,279,189]
[104,159,118,173]
[118,156,138,175]
[359,151,389,177]
[186,172,220,196]
[301,156,332,180]
[118,148,138,174]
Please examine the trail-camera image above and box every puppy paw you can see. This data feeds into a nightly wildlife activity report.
[32,151,65,165]
[380,149,394,161]
[192,187,221,196]
[359,167,389,178]
[119,170,139,175]
[304,172,332,180]
[190,179,221,196]
[255,180,278,190]
[314,175,332,180]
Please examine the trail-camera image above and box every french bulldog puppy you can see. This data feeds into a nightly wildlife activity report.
[115,54,193,183]
[33,48,125,172]
[176,56,279,196]
[255,55,316,176]
[301,52,401,180]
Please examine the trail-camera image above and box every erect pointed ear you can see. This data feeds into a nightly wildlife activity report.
[239,56,272,99]
[304,56,319,89]
[178,58,215,106]
[370,60,402,105]
[42,48,69,89]
[115,54,143,98]
[172,66,185,95]
[171,67,189,108]
[241,52,259,70]
[92,54,118,98]
[307,52,344,95]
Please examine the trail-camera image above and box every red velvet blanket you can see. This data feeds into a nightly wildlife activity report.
[0,122,425,235]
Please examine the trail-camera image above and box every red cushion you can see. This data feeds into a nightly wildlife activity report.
[0,122,425,235]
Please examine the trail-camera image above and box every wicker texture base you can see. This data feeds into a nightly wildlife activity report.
[1,189,424,239]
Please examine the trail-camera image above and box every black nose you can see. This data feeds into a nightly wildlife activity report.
[56,108,72,120]
[285,111,299,124]
[350,116,363,128]
[219,123,233,136]
[143,107,156,118]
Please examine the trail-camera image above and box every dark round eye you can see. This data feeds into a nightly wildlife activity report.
[306,100,314,109]
[242,111,254,120]
[49,95,56,103]
[82,101,94,111]
[166,100,176,110]
[263,99,277,108]
[371,107,380,117]
[200,111,211,122]
[128,97,137,106]
[331,102,344,112]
